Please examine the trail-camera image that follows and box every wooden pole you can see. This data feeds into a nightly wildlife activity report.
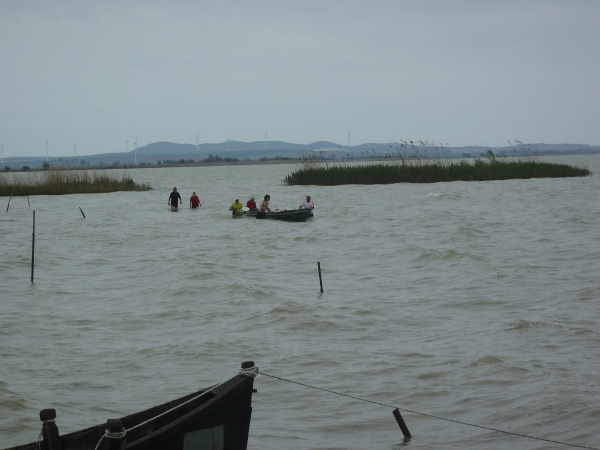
[40,409,62,450]
[6,190,14,212]
[317,261,324,293]
[79,207,86,218]
[28,196,30,207]
[31,210,35,283]
[106,419,125,450]
[392,408,411,438]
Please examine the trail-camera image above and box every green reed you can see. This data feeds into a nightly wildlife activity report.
[0,170,152,196]
[285,148,590,186]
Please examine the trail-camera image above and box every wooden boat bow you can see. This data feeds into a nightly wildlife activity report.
[4,361,257,450]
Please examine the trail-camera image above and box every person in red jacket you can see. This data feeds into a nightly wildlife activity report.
[190,192,201,209]
[246,197,257,211]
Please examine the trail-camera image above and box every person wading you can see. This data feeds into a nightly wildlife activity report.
[190,192,201,209]
[168,187,182,211]
[229,198,243,217]
[257,194,271,219]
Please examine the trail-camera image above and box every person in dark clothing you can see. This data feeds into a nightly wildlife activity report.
[168,187,182,211]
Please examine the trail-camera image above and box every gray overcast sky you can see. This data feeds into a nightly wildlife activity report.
[1,0,599,157]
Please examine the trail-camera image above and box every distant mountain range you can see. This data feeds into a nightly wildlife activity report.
[2,141,599,169]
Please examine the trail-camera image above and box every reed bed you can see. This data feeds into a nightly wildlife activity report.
[0,170,151,196]
[284,159,590,186]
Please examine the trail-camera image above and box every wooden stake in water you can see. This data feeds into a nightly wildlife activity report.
[6,190,14,212]
[79,207,86,218]
[317,261,324,293]
[31,210,35,283]
[392,408,411,438]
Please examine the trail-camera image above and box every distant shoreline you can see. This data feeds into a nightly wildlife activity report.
[1,158,304,173]
[2,140,600,172]
[1,153,598,173]
[148,158,303,168]
[2,157,401,172]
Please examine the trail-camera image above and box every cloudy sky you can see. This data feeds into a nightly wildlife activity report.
[1,0,599,157]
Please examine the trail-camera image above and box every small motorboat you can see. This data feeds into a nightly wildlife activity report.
[4,361,257,450]
[241,208,312,222]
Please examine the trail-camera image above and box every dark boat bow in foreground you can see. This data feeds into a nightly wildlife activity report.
[5,361,258,450]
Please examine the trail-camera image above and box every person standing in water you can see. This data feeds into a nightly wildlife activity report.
[299,195,315,217]
[229,198,243,216]
[190,192,201,209]
[168,187,182,211]
[256,194,270,219]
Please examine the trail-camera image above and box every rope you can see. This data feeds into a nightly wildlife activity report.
[260,371,599,450]
[93,435,105,450]
[105,429,127,439]
[34,421,55,450]
[92,380,224,449]
[34,431,42,450]
[239,366,259,378]
[127,382,220,433]
[93,427,128,450]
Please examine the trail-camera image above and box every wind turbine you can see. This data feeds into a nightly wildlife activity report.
[46,142,49,161]
[134,137,138,164]
[347,133,350,153]
[227,138,229,152]
[74,143,77,161]
[126,140,128,154]
[1,144,3,165]
[265,132,267,150]
[196,134,200,153]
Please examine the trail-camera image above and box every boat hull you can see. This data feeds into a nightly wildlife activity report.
[242,209,311,222]
[5,366,256,450]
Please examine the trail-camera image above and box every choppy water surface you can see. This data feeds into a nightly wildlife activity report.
[1,156,599,449]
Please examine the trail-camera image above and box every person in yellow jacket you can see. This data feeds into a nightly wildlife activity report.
[229,198,243,216]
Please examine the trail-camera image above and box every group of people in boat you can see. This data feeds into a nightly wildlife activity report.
[229,195,314,218]
[168,187,314,218]
[229,194,271,219]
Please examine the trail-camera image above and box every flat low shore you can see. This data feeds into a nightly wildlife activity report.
[1,158,305,173]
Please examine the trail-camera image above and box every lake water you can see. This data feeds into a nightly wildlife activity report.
[1,156,599,450]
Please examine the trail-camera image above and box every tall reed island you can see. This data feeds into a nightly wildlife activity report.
[0,170,151,196]
[284,147,590,186]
